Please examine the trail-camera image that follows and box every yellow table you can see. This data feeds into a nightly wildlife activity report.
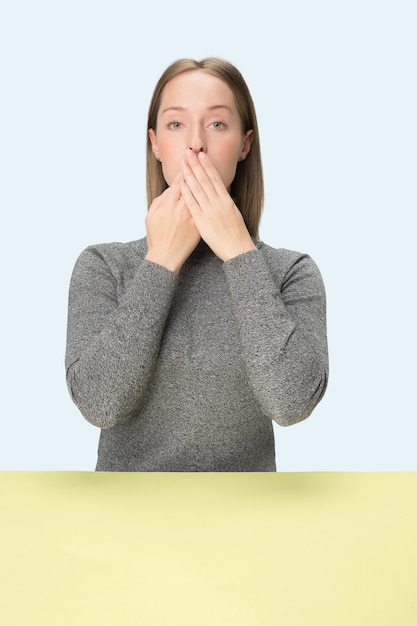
[1,472,416,625]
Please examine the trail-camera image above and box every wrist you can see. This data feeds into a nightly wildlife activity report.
[220,240,257,263]
[144,252,183,275]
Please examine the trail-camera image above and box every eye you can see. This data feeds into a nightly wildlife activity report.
[210,121,226,130]
[168,121,182,130]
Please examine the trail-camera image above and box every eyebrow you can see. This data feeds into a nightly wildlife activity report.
[161,105,233,115]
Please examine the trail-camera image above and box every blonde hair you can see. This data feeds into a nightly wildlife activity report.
[146,57,264,238]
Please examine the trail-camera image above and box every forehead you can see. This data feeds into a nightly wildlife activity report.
[158,70,236,113]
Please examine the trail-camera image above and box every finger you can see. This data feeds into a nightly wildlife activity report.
[165,171,184,202]
[179,179,202,215]
[180,152,212,206]
[148,188,168,212]
[154,171,184,209]
[196,151,228,197]
[187,149,225,192]
[170,169,185,187]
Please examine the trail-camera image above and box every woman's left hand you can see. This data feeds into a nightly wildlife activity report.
[180,149,256,261]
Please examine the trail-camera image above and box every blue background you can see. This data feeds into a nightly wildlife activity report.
[1,0,415,470]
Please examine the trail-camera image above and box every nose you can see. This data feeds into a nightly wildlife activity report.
[188,126,207,153]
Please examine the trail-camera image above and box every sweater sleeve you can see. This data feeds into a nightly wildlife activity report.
[223,248,328,426]
[65,246,179,429]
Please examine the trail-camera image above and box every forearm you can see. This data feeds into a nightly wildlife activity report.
[65,252,179,429]
[223,249,328,426]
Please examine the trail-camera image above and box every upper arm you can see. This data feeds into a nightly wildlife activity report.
[65,247,119,371]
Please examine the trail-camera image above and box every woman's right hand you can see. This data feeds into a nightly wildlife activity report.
[144,172,201,274]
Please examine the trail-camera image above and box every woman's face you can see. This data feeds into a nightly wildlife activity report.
[149,71,253,190]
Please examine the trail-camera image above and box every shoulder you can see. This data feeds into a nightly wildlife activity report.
[79,237,147,264]
[255,241,326,301]
[72,237,147,280]
[256,240,307,265]
[256,240,324,283]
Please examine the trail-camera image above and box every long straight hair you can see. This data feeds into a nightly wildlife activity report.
[146,58,264,238]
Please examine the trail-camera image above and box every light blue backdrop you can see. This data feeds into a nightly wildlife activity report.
[1,0,415,470]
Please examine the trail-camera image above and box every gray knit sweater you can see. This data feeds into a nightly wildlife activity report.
[65,238,328,471]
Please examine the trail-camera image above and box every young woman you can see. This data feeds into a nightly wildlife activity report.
[65,57,329,472]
